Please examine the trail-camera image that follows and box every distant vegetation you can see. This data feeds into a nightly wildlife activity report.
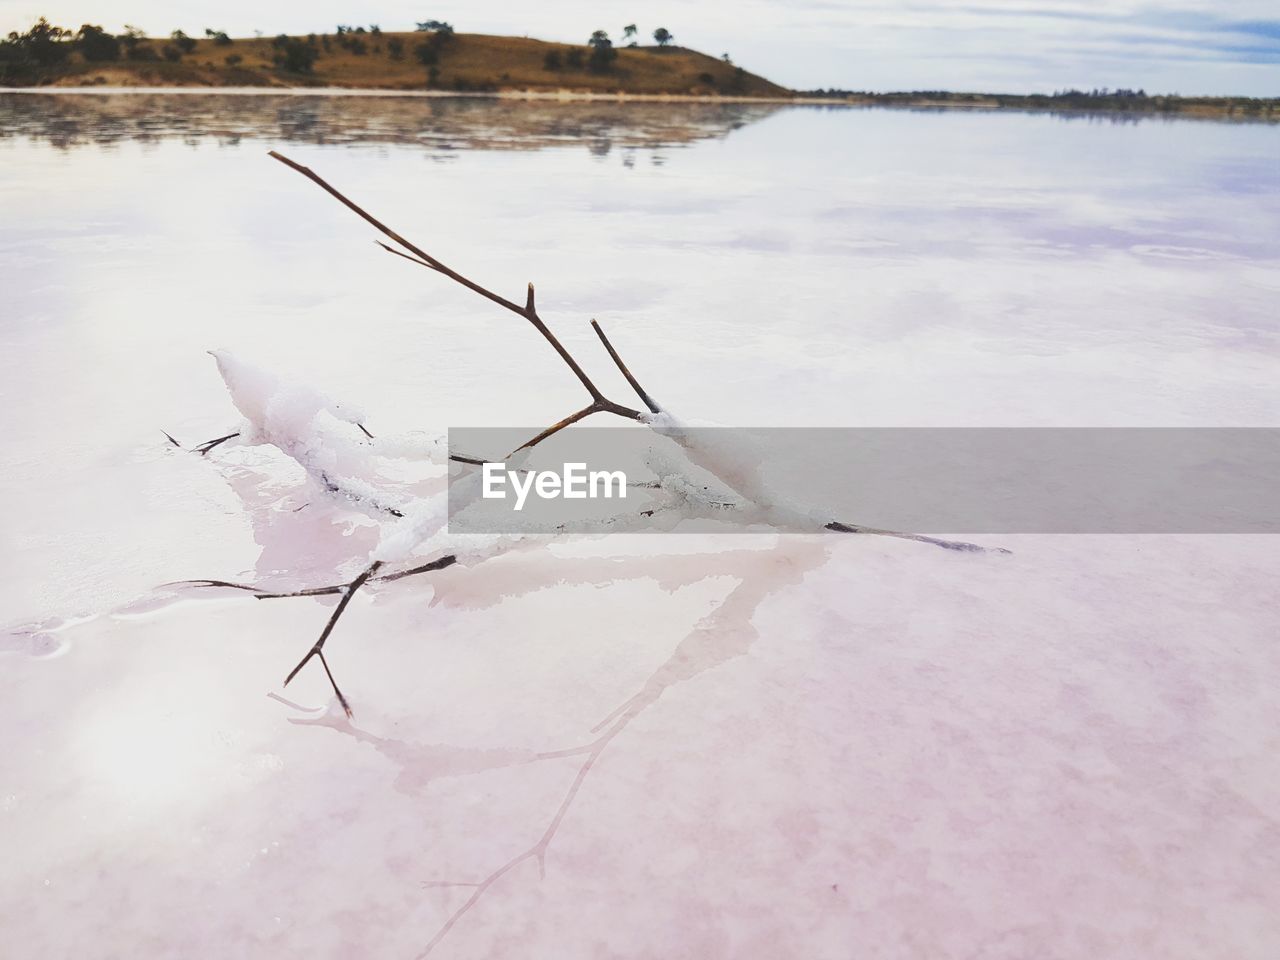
[0,18,70,81]
[2,16,1277,119]
[0,16,784,96]
[271,34,316,74]
[799,86,1279,120]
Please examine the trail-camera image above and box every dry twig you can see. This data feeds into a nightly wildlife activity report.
[180,152,1006,716]
[268,151,647,455]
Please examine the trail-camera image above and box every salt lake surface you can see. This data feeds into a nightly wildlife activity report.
[1,92,1278,958]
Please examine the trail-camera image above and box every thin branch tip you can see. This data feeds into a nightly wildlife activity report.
[591,320,661,414]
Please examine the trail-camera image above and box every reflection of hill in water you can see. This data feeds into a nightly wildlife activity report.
[0,92,784,153]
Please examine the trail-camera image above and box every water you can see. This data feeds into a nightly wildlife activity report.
[1,92,1278,959]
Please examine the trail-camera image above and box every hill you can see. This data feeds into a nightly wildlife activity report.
[5,26,790,97]
[5,22,1273,120]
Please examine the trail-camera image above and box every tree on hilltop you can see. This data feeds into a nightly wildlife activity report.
[77,24,120,61]
[587,29,617,72]
[170,30,196,54]
[4,17,71,65]
[0,17,72,82]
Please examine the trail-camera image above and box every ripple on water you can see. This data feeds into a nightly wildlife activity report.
[1130,244,1237,261]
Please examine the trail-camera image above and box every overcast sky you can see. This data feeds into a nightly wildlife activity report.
[3,0,1278,95]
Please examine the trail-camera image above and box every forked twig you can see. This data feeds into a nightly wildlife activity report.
[159,429,240,454]
[174,555,460,719]
[282,559,385,718]
[195,431,241,455]
[269,151,646,453]
[171,554,458,599]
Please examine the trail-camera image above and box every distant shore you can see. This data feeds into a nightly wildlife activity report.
[2,31,788,98]
[3,24,1275,122]
[4,85,804,103]
[4,85,1277,122]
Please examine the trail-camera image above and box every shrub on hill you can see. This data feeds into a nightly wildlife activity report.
[587,30,617,73]
[272,35,318,73]
[76,24,120,61]
[0,17,72,81]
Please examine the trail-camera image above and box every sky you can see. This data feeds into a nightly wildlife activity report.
[2,0,1278,96]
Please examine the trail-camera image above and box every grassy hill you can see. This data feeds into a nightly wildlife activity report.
[29,30,790,97]
[10,23,1272,120]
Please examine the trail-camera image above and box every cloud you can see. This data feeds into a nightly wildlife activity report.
[1,0,1276,94]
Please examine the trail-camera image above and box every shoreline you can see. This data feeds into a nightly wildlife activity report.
[2,86,1276,122]
[0,85,807,104]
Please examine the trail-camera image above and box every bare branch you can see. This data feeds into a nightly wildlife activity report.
[510,402,603,455]
[194,431,240,455]
[169,554,458,599]
[269,151,642,418]
[380,555,460,582]
[284,559,385,718]
[825,521,1009,554]
[591,319,661,414]
[174,154,1011,730]
[375,240,440,272]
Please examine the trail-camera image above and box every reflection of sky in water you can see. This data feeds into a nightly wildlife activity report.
[0,93,1277,617]
[2,93,1280,960]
